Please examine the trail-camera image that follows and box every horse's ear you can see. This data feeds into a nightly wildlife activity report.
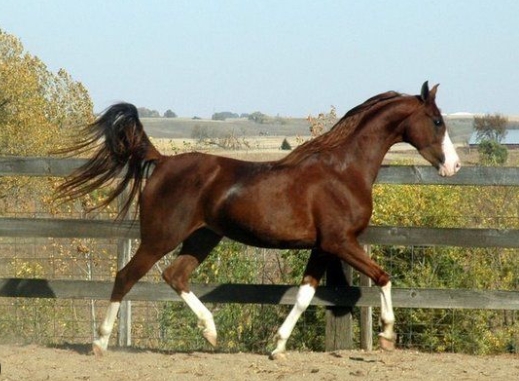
[420,81,439,103]
[429,83,439,100]
[420,81,430,102]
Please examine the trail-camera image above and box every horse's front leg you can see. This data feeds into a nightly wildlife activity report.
[322,235,396,350]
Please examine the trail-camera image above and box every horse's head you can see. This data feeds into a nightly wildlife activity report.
[402,82,461,177]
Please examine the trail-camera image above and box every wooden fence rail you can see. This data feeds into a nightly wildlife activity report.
[3,218,519,310]
[4,156,519,185]
[3,217,519,248]
[2,157,519,350]
[3,278,519,310]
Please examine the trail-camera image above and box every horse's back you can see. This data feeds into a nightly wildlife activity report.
[141,152,267,216]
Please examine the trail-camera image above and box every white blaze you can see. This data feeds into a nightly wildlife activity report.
[439,131,460,177]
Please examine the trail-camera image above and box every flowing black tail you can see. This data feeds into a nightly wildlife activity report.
[55,103,162,218]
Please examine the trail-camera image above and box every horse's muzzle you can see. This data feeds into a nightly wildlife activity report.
[438,160,461,177]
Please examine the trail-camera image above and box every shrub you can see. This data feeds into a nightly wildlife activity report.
[281,138,292,150]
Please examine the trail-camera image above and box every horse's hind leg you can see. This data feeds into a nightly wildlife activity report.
[162,228,222,347]
[270,249,329,360]
[93,242,172,355]
[378,281,395,350]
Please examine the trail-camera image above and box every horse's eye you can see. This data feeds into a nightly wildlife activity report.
[433,119,442,127]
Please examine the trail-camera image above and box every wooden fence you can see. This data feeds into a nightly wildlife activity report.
[2,157,519,350]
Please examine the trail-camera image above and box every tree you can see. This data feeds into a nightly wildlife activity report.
[473,114,509,165]
[0,28,94,214]
[212,111,239,121]
[308,106,337,138]
[280,138,292,150]
[137,107,160,118]
[248,111,270,124]
[0,29,93,156]
[163,109,177,118]
[474,113,508,143]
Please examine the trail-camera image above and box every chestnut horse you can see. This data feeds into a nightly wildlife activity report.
[56,81,460,358]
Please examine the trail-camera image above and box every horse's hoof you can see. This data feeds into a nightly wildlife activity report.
[203,331,217,347]
[269,351,287,361]
[379,335,396,351]
[92,342,105,357]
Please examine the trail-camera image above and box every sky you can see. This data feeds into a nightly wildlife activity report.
[1,0,518,118]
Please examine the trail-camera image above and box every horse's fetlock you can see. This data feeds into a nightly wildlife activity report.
[375,273,391,287]
[98,324,111,337]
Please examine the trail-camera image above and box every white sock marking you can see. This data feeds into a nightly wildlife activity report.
[379,282,395,340]
[272,284,315,357]
[180,291,217,345]
[93,301,120,351]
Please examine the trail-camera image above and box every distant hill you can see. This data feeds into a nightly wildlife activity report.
[141,117,311,139]
[141,115,502,145]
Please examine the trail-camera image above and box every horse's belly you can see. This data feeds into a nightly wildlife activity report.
[213,216,316,250]
[226,229,314,249]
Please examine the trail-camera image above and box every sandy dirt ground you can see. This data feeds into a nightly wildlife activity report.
[1,344,519,381]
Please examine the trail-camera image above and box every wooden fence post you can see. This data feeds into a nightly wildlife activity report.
[325,246,373,352]
[116,194,132,347]
[360,245,373,351]
[325,258,354,351]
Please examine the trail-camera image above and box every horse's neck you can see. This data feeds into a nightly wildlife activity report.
[336,108,409,184]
